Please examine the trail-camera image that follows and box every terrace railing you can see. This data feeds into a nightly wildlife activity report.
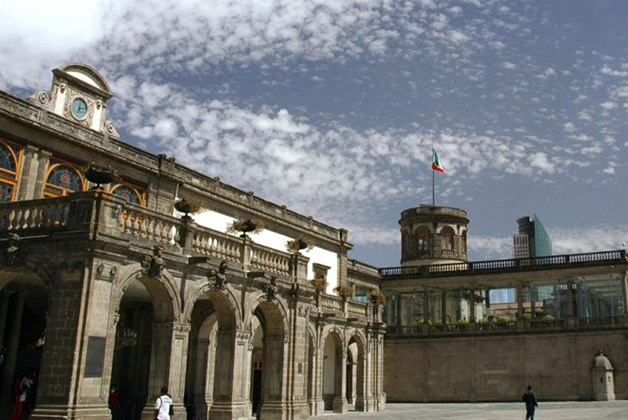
[387,315,628,337]
[380,250,628,280]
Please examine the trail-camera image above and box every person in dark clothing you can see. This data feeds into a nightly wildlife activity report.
[522,385,538,420]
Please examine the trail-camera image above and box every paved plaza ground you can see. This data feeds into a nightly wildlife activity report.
[316,401,628,419]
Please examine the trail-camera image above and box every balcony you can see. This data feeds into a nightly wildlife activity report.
[381,250,628,280]
[0,192,296,277]
[386,315,628,337]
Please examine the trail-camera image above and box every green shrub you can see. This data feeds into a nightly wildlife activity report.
[542,314,555,320]
[456,319,469,325]
[522,313,532,320]
[497,316,511,323]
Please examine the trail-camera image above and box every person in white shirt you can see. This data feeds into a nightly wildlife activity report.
[154,387,173,420]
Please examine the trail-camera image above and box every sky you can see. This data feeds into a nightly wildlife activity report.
[1,0,628,267]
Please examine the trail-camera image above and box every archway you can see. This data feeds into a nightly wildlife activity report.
[109,274,177,420]
[348,332,367,412]
[0,266,50,419]
[248,298,287,419]
[183,286,240,420]
[322,330,346,413]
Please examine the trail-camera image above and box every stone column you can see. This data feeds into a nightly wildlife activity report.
[141,322,190,419]
[332,349,347,413]
[422,291,429,325]
[194,336,213,420]
[0,290,13,348]
[259,334,288,419]
[441,291,447,324]
[16,145,39,200]
[354,353,369,412]
[516,283,524,319]
[32,149,51,198]
[567,280,575,318]
[208,329,249,420]
[469,289,475,323]
[0,292,25,404]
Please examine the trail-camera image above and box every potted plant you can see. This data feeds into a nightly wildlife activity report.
[368,289,386,305]
[310,276,327,293]
[174,198,203,218]
[286,237,313,254]
[83,162,116,190]
[334,284,354,300]
[226,218,264,238]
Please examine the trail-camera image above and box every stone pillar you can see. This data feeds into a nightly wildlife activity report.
[259,334,288,419]
[194,336,213,420]
[622,274,628,316]
[332,349,347,413]
[422,291,429,324]
[516,283,524,319]
[141,322,190,419]
[354,353,369,412]
[0,290,13,348]
[32,149,52,198]
[0,292,25,404]
[208,329,249,420]
[469,289,475,323]
[441,291,447,324]
[396,293,402,327]
[567,280,575,318]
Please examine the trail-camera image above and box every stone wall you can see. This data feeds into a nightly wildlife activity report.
[384,330,628,402]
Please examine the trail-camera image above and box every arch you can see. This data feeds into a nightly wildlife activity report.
[112,263,181,323]
[243,291,290,335]
[415,225,431,255]
[440,226,455,251]
[322,328,345,412]
[44,161,85,197]
[183,281,242,331]
[412,224,433,235]
[58,63,112,95]
[247,295,288,418]
[0,138,22,202]
[111,183,143,206]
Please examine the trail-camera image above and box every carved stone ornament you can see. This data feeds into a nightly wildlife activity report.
[1,233,27,267]
[139,245,166,278]
[264,276,279,301]
[207,260,229,291]
[28,90,51,107]
[103,120,120,138]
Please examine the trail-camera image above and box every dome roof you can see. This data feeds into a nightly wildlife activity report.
[593,351,613,370]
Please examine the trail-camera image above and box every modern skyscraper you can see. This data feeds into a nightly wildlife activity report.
[513,214,553,258]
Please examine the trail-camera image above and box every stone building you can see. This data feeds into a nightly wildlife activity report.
[0,64,386,419]
[381,204,628,402]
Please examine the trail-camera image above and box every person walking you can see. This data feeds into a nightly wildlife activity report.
[522,385,538,420]
[108,384,120,419]
[154,387,173,420]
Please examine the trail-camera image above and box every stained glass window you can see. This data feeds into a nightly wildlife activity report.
[0,183,13,202]
[112,184,141,206]
[0,139,20,203]
[46,164,83,194]
[0,143,16,172]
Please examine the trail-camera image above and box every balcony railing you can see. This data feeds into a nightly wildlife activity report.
[386,315,628,337]
[380,250,628,280]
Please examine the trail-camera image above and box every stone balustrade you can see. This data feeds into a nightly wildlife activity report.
[249,242,292,276]
[386,315,628,337]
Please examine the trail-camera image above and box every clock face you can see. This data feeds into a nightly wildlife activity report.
[71,98,88,119]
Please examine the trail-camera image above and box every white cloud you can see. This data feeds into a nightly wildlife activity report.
[502,61,517,70]
[600,101,618,110]
[601,66,628,77]
[536,68,556,80]
[468,225,628,260]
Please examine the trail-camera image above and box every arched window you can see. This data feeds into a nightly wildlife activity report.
[0,139,22,202]
[416,226,430,256]
[441,226,455,252]
[461,230,467,254]
[111,184,143,206]
[44,162,84,197]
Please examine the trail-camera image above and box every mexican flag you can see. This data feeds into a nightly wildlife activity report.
[432,150,444,173]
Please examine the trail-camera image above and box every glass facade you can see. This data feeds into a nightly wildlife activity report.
[533,213,552,257]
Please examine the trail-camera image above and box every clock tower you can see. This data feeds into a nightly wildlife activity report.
[28,62,119,138]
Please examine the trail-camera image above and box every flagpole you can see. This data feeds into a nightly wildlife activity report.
[432,148,435,206]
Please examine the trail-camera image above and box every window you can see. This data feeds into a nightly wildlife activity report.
[111,183,143,206]
[44,161,84,197]
[441,226,455,251]
[313,263,330,282]
[0,139,22,203]
[416,226,430,255]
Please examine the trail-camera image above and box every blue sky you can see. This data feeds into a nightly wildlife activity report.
[2,0,628,267]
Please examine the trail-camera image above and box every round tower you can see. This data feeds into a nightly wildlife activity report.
[399,204,469,266]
